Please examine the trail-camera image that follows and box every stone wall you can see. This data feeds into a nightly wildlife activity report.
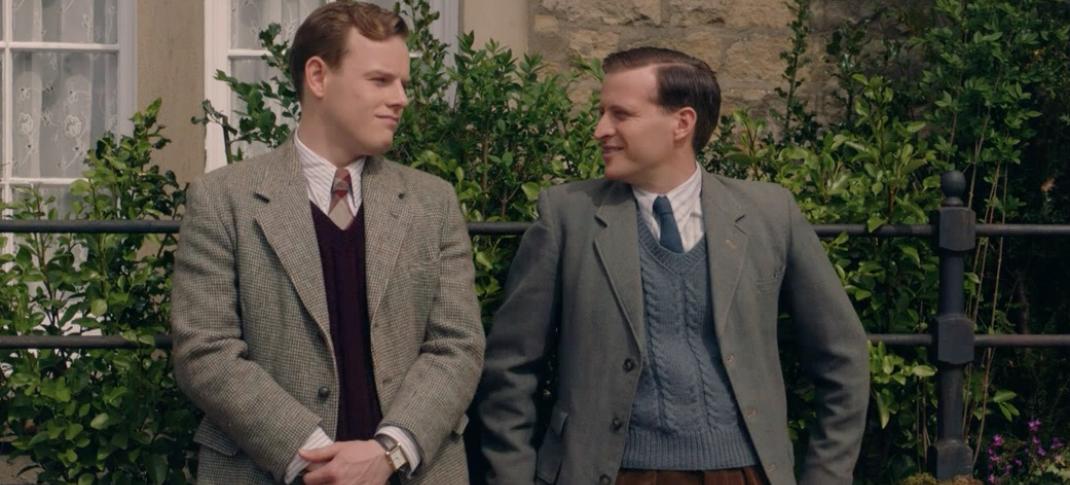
[529,0,858,121]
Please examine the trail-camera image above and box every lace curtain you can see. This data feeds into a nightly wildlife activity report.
[10,0,118,182]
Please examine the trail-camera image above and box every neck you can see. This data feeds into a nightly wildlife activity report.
[633,154,698,194]
[296,112,367,169]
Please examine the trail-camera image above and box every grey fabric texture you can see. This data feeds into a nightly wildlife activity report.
[171,140,483,484]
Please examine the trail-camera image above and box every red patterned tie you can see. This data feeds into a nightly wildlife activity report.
[327,168,354,229]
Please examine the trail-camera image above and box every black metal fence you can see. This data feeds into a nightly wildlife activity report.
[2,170,1069,479]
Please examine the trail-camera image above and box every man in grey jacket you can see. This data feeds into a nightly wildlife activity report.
[479,47,869,485]
[171,3,483,484]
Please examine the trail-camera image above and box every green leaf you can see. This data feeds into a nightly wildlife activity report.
[992,389,1017,403]
[911,365,936,378]
[65,423,84,440]
[866,215,887,233]
[900,246,921,266]
[875,392,891,428]
[149,454,168,484]
[521,182,541,202]
[90,299,107,317]
[90,413,110,430]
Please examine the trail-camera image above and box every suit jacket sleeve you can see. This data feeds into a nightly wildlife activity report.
[170,179,322,482]
[377,184,485,465]
[479,191,562,485]
[780,189,870,485]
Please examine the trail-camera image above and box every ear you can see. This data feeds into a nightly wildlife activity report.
[304,56,330,100]
[673,106,698,147]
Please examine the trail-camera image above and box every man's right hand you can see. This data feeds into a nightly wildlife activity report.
[299,440,393,485]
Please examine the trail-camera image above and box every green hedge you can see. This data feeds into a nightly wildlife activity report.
[3,0,1068,483]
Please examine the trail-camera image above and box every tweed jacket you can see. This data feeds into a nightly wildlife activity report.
[479,172,869,485]
[171,140,484,484]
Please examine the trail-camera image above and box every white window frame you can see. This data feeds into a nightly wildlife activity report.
[203,0,458,172]
[0,0,137,213]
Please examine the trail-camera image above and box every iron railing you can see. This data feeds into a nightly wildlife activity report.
[2,170,1069,479]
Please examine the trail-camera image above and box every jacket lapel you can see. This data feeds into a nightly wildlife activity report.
[593,182,646,351]
[253,140,333,345]
[361,156,412,323]
[701,173,749,341]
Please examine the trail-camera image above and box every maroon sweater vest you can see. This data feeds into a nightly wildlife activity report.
[310,203,383,441]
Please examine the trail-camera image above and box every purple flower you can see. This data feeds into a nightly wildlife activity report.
[1052,438,1064,450]
[1028,419,1041,433]
[992,434,1004,447]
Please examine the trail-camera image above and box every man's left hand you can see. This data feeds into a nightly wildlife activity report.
[299,440,393,485]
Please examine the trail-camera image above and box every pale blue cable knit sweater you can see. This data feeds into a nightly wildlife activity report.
[621,214,759,470]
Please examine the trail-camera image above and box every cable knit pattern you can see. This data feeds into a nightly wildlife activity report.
[621,213,759,471]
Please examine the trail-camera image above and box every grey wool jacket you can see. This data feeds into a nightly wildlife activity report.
[479,171,870,485]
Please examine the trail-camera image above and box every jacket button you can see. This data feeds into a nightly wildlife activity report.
[745,407,757,418]
[600,475,611,484]
[725,353,735,365]
[612,418,623,431]
[317,386,330,399]
[623,359,635,372]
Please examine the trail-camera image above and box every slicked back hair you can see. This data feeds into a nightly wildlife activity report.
[602,47,722,154]
[289,1,408,102]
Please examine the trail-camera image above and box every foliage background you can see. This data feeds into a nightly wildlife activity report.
[2,0,1068,483]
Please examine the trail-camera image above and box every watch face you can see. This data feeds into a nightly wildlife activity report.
[388,447,407,471]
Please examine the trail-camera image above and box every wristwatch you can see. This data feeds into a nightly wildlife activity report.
[373,433,410,475]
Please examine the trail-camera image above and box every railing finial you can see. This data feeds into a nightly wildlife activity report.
[941,170,967,207]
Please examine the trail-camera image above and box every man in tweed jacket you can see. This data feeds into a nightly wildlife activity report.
[171,3,483,484]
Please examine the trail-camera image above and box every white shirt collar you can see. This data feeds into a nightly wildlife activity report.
[294,132,366,214]
[632,162,703,225]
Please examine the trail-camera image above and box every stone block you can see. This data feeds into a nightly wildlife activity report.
[569,29,622,60]
[668,0,726,26]
[541,0,663,26]
[724,0,796,29]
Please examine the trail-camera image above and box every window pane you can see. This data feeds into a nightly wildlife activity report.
[14,0,118,43]
[231,0,325,50]
[230,58,290,159]
[12,51,118,178]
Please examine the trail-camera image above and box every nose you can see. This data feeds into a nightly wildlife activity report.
[593,112,612,141]
[391,80,409,109]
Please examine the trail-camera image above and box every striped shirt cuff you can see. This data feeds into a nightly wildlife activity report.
[285,427,333,484]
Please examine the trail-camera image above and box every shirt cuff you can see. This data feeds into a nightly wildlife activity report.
[285,427,333,484]
[377,425,422,476]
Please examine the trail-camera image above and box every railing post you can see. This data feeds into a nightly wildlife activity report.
[928,170,976,479]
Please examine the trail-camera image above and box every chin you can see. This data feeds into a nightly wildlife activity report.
[603,166,627,181]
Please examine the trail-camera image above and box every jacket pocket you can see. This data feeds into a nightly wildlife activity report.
[754,267,784,293]
[193,419,240,457]
[535,405,568,483]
